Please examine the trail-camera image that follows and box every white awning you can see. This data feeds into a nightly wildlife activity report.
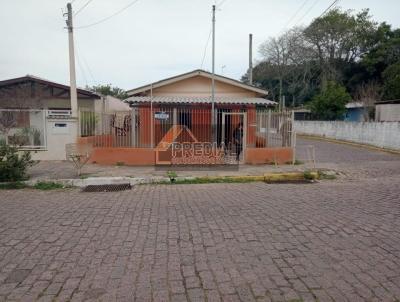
[125,96,277,106]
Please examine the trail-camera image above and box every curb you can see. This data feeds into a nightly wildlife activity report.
[14,170,334,189]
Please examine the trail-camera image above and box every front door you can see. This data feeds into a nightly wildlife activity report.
[221,112,247,162]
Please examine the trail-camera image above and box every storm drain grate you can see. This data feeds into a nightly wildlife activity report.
[82,183,131,192]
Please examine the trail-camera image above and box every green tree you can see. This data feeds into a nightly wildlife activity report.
[382,62,400,99]
[308,82,351,120]
[87,84,128,100]
[304,8,378,88]
[361,24,400,81]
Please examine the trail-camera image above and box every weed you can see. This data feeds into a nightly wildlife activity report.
[166,171,177,182]
[116,161,125,166]
[303,170,316,180]
[0,182,27,190]
[34,182,64,190]
[318,171,337,180]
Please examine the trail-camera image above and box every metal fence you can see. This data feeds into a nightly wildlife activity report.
[0,109,47,149]
[79,107,294,150]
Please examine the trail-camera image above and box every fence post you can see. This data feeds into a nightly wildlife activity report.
[267,110,271,148]
[131,109,137,147]
[291,110,296,164]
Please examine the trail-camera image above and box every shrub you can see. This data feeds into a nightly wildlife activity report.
[34,182,64,190]
[0,142,35,182]
[308,81,351,120]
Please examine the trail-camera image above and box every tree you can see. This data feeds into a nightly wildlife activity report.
[354,81,382,121]
[87,84,128,100]
[304,8,378,88]
[382,62,400,100]
[308,81,351,120]
[258,27,314,104]
[361,24,400,79]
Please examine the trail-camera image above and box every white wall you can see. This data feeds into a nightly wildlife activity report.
[32,118,78,160]
[375,104,400,122]
[294,121,400,150]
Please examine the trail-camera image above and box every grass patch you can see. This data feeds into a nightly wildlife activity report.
[285,160,304,165]
[116,161,125,166]
[318,171,337,180]
[303,170,317,180]
[0,182,27,190]
[33,182,65,190]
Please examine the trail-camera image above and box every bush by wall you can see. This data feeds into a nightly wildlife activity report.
[0,142,35,182]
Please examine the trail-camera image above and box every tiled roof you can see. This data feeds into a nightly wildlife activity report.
[125,96,277,106]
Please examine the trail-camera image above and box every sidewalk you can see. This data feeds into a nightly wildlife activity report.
[28,160,316,181]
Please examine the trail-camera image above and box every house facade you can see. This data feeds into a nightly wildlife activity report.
[78,70,295,166]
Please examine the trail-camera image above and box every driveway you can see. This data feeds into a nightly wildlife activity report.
[0,138,399,301]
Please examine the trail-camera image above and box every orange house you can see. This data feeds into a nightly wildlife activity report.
[84,70,294,166]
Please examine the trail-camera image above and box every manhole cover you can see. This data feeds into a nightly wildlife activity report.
[82,183,131,192]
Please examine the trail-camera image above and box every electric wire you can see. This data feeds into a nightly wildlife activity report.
[74,0,94,17]
[75,0,140,29]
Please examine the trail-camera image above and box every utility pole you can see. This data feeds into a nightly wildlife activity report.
[211,4,216,143]
[248,33,253,85]
[66,3,78,118]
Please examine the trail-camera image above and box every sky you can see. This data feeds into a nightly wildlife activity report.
[1,0,399,90]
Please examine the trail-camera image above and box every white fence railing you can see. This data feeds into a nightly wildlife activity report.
[79,108,294,149]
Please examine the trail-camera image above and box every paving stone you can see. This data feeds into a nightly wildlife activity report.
[1,138,400,301]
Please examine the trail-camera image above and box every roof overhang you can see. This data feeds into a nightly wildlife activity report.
[125,96,277,106]
[375,99,400,105]
[127,69,268,96]
[0,75,100,99]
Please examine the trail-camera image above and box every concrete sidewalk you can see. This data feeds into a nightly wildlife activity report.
[28,160,313,181]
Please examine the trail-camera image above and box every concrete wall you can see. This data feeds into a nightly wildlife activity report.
[376,104,400,122]
[32,118,78,160]
[294,121,400,150]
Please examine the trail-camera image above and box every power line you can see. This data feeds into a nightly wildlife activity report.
[294,0,339,26]
[75,50,88,87]
[75,0,140,29]
[217,0,229,9]
[200,27,212,69]
[283,0,309,29]
[319,0,339,17]
[74,0,94,17]
[75,39,97,85]
[292,0,319,26]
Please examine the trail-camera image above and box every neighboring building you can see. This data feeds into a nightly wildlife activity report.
[375,99,400,122]
[100,95,131,112]
[293,108,311,121]
[344,102,367,122]
[0,75,100,110]
[0,75,126,160]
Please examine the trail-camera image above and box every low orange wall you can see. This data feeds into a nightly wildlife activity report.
[245,147,293,165]
[78,135,113,147]
[89,148,155,165]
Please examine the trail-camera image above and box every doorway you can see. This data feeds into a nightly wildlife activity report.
[221,112,247,162]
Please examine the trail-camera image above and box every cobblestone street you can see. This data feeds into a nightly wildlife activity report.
[1,139,400,301]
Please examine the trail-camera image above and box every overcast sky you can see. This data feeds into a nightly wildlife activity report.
[1,0,399,90]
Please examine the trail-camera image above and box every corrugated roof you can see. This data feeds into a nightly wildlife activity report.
[125,96,276,106]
